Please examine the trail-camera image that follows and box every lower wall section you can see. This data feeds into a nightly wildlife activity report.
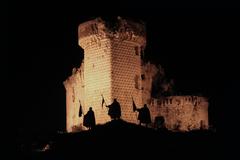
[65,69,209,132]
[149,96,209,131]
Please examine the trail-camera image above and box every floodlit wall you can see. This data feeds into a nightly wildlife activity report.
[64,17,209,132]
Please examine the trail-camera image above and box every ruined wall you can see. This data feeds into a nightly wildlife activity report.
[64,17,209,132]
[149,96,209,131]
[142,62,158,105]
[64,64,85,132]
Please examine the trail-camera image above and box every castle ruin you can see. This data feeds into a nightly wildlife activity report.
[63,17,209,132]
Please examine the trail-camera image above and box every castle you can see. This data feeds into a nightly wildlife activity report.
[63,17,209,132]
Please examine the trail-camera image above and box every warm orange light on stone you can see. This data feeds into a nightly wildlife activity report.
[64,17,209,132]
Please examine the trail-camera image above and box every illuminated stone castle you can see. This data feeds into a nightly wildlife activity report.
[64,17,208,132]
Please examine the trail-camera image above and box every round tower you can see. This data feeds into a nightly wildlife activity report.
[78,17,146,124]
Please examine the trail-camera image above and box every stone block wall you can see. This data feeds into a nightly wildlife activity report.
[111,40,143,123]
[149,96,209,131]
[64,64,85,132]
[81,39,112,125]
[64,17,209,132]
[72,17,146,129]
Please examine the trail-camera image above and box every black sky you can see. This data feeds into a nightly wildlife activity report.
[9,2,239,134]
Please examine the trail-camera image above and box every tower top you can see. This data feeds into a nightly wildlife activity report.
[78,17,146,49]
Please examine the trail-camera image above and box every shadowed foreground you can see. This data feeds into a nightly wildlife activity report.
[19,120,218,159]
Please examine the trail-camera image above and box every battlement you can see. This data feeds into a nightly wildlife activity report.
[78,17,146,49]
[64,17,209,132]
[149,96,209,131]
[151,96,208,107]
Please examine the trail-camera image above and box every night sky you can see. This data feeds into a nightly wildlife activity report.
[9,2,239,135]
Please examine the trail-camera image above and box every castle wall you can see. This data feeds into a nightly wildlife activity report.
[64,64,86,132]
[149,96,209,131]
[80,38,112,124]
[111,40,143,123]
[64,17,209,132]
[77,17,146,126]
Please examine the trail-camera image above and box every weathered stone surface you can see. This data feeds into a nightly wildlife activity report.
[148,96,208,131]
[64,17,209,132]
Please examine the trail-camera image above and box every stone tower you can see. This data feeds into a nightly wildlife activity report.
[64,17,146,132]
[64,17,209,132]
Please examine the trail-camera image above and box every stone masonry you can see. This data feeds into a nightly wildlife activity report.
[64,17,209,132]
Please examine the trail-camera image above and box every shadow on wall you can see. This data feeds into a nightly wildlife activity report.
[151,64,174,98]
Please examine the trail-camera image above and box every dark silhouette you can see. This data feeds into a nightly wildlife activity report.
[173,120,181,131]
[106,98,121,120]
[79,103,83,117]
[154,116,167,131]
[200,120,207,130]
[135,104,151,127]
[132,97,137,112]
[83,107,96,130]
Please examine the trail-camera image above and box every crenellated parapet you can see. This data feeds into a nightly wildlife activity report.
[149,96,209,131]
[64,17,210,132]
[78,17,146,50]
[151,96,208,107]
